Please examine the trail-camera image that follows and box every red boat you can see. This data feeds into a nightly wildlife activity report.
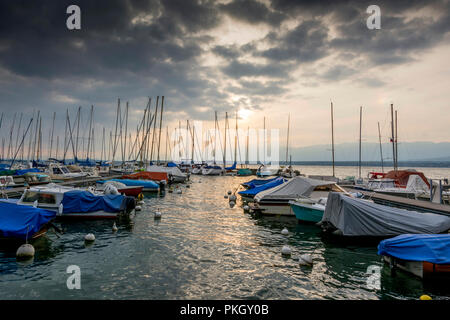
[368,170,430,188]
[116,185,144,197]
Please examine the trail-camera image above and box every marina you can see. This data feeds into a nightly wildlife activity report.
[1,0,450,305]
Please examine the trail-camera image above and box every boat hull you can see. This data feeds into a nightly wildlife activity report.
[256,202,294,216]
[290,201,324,223]
[383,256,450,279]
[201,168,223,176]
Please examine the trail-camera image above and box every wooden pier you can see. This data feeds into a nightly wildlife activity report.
[346,188,450,217]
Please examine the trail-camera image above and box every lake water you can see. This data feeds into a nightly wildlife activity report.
[1,167,449,300]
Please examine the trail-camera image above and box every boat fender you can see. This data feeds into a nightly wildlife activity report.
[154,211,162,219]
[112,222,118,232]
[281,228,289,235]
[85,233,95,242]
[281,246,291,256]
[135,205,142,211]
[229,201,236,208]
[16,244,35,259]
[229,195,237,202]
[299,254,313,266]
[58,203,64,215]
[420,295,432,300]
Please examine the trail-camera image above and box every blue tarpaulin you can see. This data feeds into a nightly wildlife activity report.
[0,201,56,240]
[61,190,125,213]
[167,162,177,167]
[378,234,450,264]
[242,177,278,189]
[225,162,237,170]
[239,177,286,196]
[15,168,40,175]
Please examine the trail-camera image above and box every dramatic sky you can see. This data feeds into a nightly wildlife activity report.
[0,0,449,160]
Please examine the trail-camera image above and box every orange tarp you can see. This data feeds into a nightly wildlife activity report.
[384,170,430,188]
[122,171,168,182]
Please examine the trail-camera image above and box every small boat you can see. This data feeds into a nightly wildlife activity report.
[242,177,278,189]
[97,179,159,192]
[201,165,224,176]
[289,197,328,223]
[256,164,279,177]
[0,201,56,242]
[147,163,188,182]
[378,234,450,279]
[96,181,144,197]
[17,184,135,219]
[46,163,89,181]
[122,171,169,183]
[252,176,348,216]
[319,192,450,237]
[238,177,286,200]
[237,168,253,176]
[0,176,19,188]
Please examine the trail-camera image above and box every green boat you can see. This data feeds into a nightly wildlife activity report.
[289,198,327,223]
[237,168,253,176]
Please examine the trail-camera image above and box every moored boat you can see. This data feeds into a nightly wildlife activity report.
[378,234,450,279]
[97,178,159,192]
[289,197,327,223]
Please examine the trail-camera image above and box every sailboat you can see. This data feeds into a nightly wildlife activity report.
[256,117,279,177]
[202,111,224,175]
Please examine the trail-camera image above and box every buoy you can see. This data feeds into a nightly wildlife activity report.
[281,228,289,235]
[229,201,236,208]
[138,193,144,201]
[168,188,173,193]
[229,195,237,202]
[420,295,432,300]
[243,205,250,211]
[227,190,232,195]
[33,200,38,208]
[85,233,95,242]
[198,180,202,183]
[135,205,142,211]
[224,195,228,199]
[154,211,162,219]
[186,185,190,188]
[281,245,291,256]
[16,244,35,259]
[137,200,144,205]
[58,203,64,215]
[299,254,313,266]
[176,189,182,194]
[112,222,118,232]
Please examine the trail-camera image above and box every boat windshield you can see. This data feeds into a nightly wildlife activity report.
[61,167,70,174]
[22,191,57,204]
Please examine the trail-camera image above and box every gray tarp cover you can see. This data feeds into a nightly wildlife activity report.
[254,176,337,202]
[321,192,450,236]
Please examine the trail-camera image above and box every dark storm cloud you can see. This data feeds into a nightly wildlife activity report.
[221,0,285,27]
[0,0,449,133]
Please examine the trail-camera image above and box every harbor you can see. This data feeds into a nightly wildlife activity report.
[1,0,450,304]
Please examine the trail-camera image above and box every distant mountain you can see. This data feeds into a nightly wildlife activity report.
[280,141,450,162]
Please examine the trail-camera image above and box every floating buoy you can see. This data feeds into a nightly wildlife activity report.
[135,205,142,211]
[281,228,289,235]
[58,203,64,214]
[229,201,236,208]
[137,200,144,205]
[299,254,313,266]
[85,233,95,242]
[137,193,144,201]
[176,189,182,194]
[16,244,35,259]
[227,190,232,195]
[420,295,432,300]
[229,195,237,202]
[154,211,162,219]
[168,188,173,193]
[281,245,292,256]
[224,195,228,199]
[243,205,250,211]
[33,200,38,208]
[112,222,118,232]
[186,185,190,188]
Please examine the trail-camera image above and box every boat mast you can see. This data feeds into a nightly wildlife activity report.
[378,122,384,173]
[123,102,128,165]
[224,112,228,166]
[359,106,362,179]
[49,112,56,159]
[286,114,290,165]
[86,105,93,160]
[234,110,238,165]
[150,96,159,164]
[214,111,217,164]
[157,96,164,165]
[331,102,335,177]
[390,103,396,171]
[263,116,266,165]
[395,110,398,171]
[246,126,249,167]
[75,106,81,160]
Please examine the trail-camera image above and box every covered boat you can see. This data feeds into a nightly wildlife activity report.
[97,178,159,192]
[237,168,253,176]
[256,164,279,177]
[238,177,286,199]
[320,192,450,237]
[201,165,224,176]
[146,164,188,182]
[122,171,169,183]
[0,201,56,241]
[242,177,278,189]
[252,176,347,216]
[378,234,450,278]
[17,185,135,219]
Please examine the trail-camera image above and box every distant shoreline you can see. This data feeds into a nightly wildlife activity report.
[280,161,450,168]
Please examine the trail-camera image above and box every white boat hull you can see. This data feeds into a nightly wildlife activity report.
[201,168,223,175]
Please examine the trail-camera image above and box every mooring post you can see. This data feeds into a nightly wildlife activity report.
[429,179,433,202]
